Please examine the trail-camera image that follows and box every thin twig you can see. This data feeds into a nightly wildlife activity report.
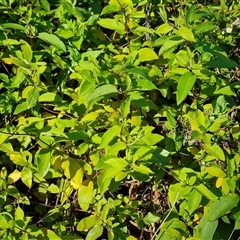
[228,215,240,240]
[150,192,179,240]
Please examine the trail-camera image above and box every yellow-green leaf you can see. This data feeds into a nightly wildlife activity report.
[38,32,66,52]
[8,152,27,166]
[36,148,51,177]
[78,181,93,211]
[61,158,84,188]
[26,88,39,109]
[20,40,32,62]
[177,71,197,105]
[15,206,24,220]
[195,184,218,201]
[109,0,133,7]
[98,125,121,149]
[97,18,125,34]
[120,97,131,118]
[41,229,61,240]
[137,48,158,62]
[208,194,239,221]
[8,170,21,184]
[86,225,103,240]
[205,144,225,161]
[21,167,32,188]
[158,36,184,55]
[133,164,154,174]
[77,215,101,231]
[88,84,118,103]
[177,26,196,42]
[81,112,99,123]
[206,167,226,177]
[232,124,240,139]
[156,23,173,35]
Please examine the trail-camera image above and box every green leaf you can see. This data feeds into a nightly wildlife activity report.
[156,220,187,239]
[66,131,89,141]
[36,148,51,177]
[38,32,66,52]
[81,112,99,123]
[104,157,128,168]
[176,71,197,105]
[195,184,218,201]
[205,144,225,161]
[77,215,101,231]
[194,214,218,240]
[40,0,50,11]
[15,206,24,221]
[159,6,167,22]
[133,164,154,174]
[98,172,111,195]
[186,5,196,25]
[158,36,184,54]
[78,79,96,103]
[214,86,237,96]
[133,26,154,35]
[155,23,173,35]
[61,0,74,15]
[0,214,12,229]
[26,88,39,109]
[1,23,26,31]
[124,67,148,79]
[140,133,164,146]
[88,84,118,103]
[8,152,27,166]
[188,189,202,215]
[86,225,103,240]
[194,22,217,35]
[143,212,160,225]
[208,194,239,221]
[61,158,84,188]
[169,183,191,205]
[2,39,20,45]
[107,142,126,156]
[42,229,61,240]
[48,184,59,194]
[0,73,9,82]
[98,125,121,149]
[137,48,158,62]
[21,167,32,188]
[20,40,32,62]
[177,26,196,42]
[132,79,158,91]
[101,5,121,15]
[206,58,237,69]
[14,102,28,115]
[98,162,126,192]
[11,70,25,88]
[78,181,93,211]
[39,92,63,102]
[109,0,133,8]
[153,36,169,47]
[97,18,125,34]
[55,29,75,39]
[8,170,21,184]
[206,166,226,177]
[101,204,110,221]
[120,98,131,118]
[175,50,190,67]
[165,229,182,239]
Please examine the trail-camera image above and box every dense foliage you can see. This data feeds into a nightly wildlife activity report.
[0,0,240,239]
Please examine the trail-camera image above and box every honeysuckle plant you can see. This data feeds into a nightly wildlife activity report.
[0,0,240,239]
